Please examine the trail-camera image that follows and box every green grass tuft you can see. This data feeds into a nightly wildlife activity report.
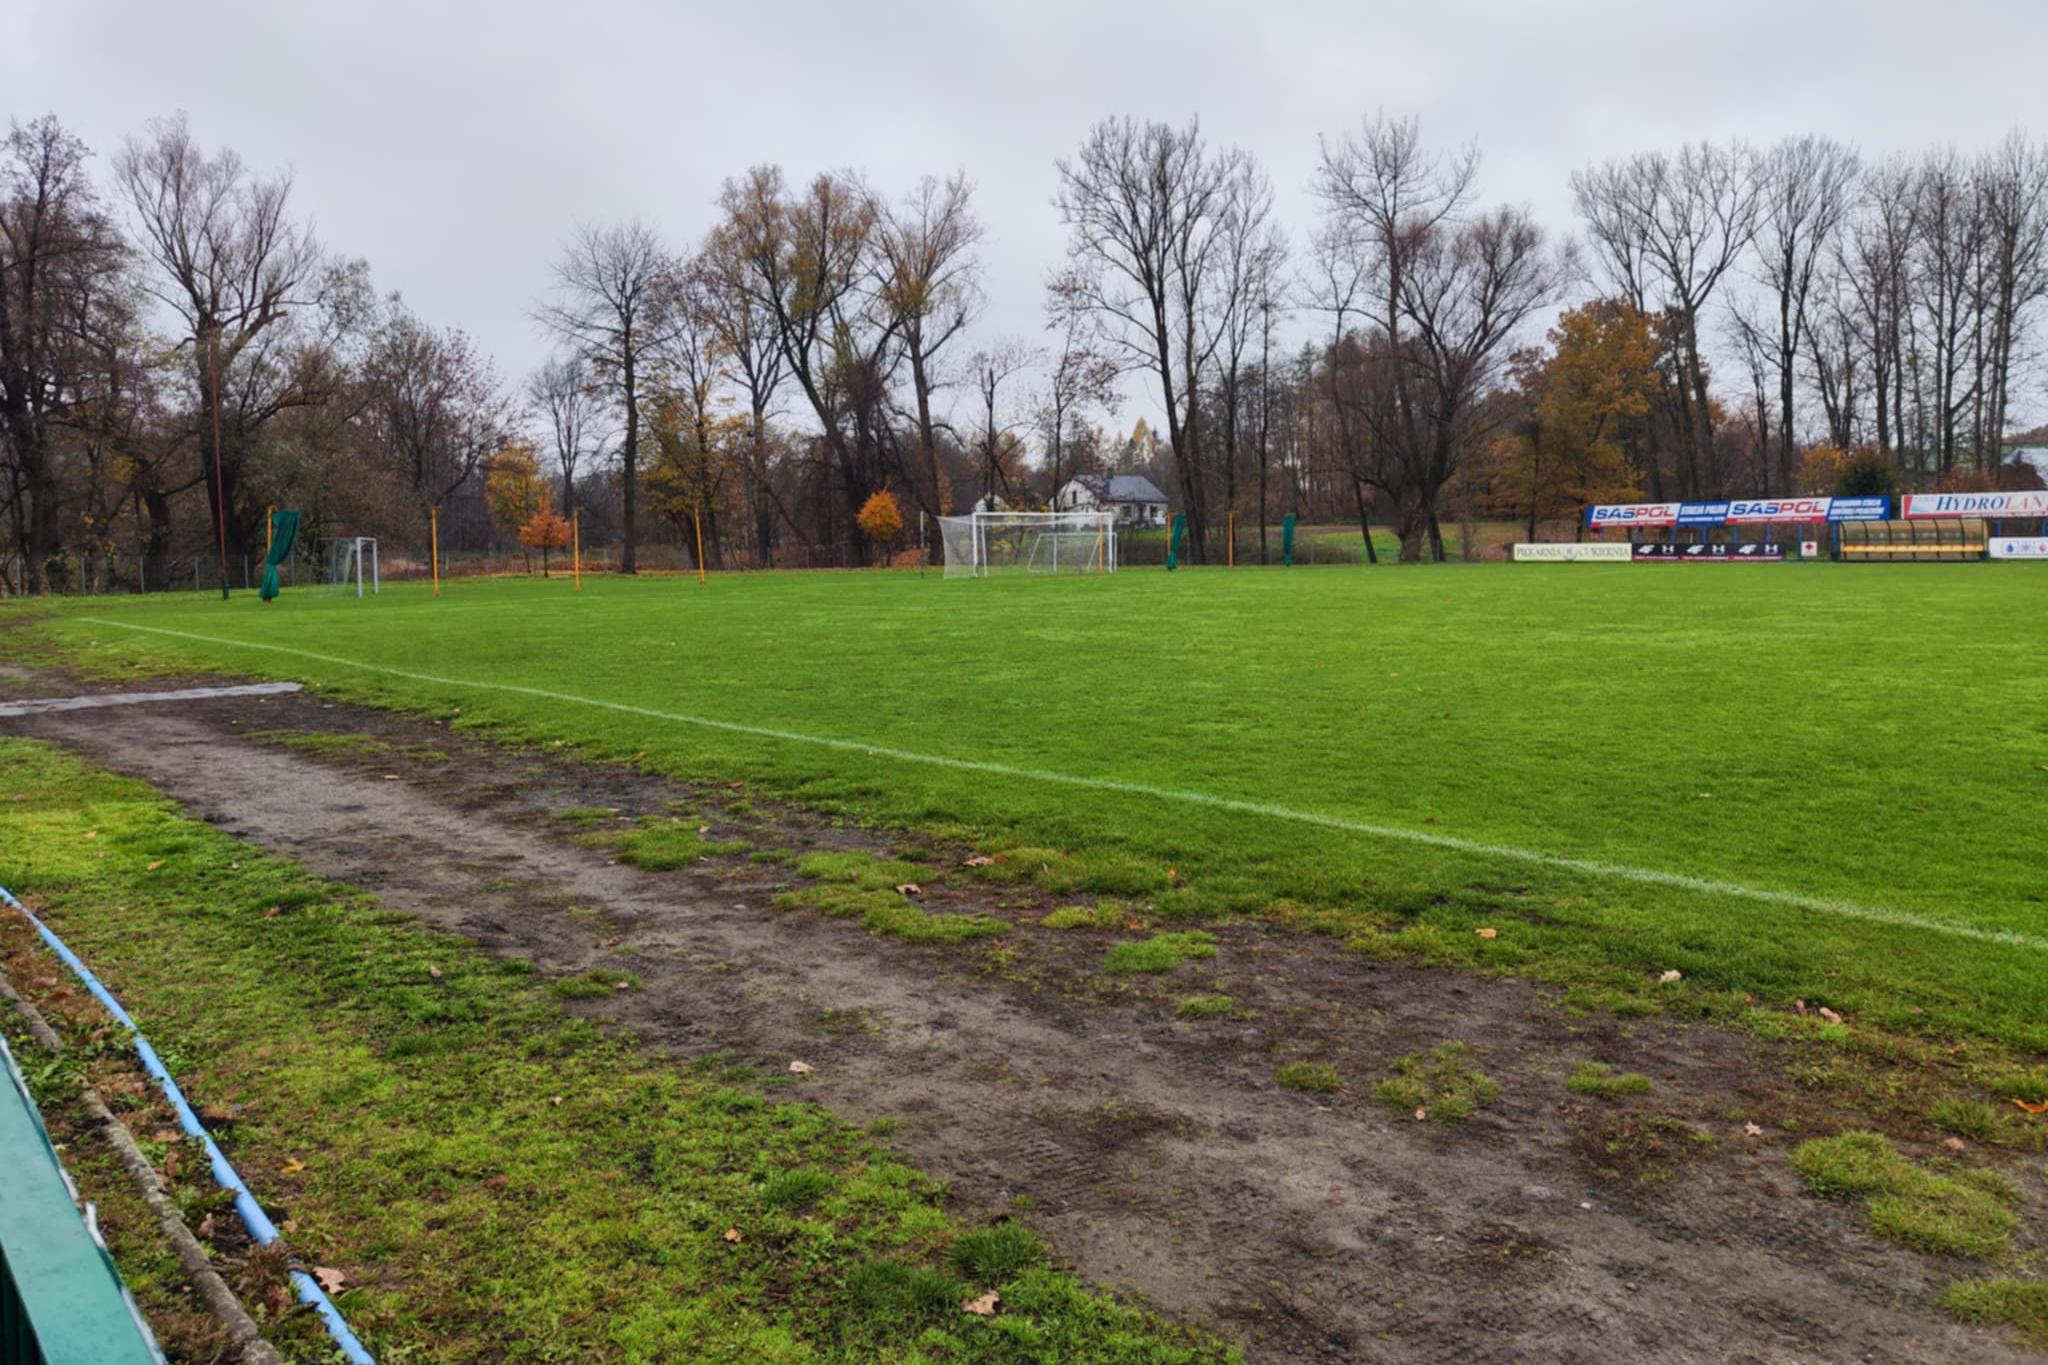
[1102,931,1217,975]
[794,851,934,891]
[1943,1278,2048,1348]
[1567,1061,1654,1097]
[1931,1097,1999,1142]
[1374,1042,1500,1122]
[1175,993,1241,1019]
[1275,1062,1342,1093]
[1790,1131,2020,1257]
[1042,903,1129,930]
[948,1222,1045,1284]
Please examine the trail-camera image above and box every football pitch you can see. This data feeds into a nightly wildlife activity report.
[27,562,2048,1049]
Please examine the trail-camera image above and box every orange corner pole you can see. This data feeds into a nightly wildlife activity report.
[572,508,582,592]
[430,505,441,599]
[692,505,707,586]
[265,505,276,558]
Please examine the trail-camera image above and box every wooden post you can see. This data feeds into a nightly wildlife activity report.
[430,506,441,599]
[692,505,707,586]
[1228,511,1236,568]
[572,509,582,592]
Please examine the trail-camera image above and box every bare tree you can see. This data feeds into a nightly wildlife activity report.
[1841,157,1916,458]
[115,112,321,562]
[1572,142,1761,495]
[1754,135,1859,489]
[967,339,1035,506]
[535,221,673,572]
[527,353,605,515]
[1204,160,1287,556]
[363,300,511,516]
[694,224,790,562]
[1035,311,1116,502]
[877,173,981,524]
[0,115,125,592]
[1979,131,2048,463]
[1052,116,1246,562]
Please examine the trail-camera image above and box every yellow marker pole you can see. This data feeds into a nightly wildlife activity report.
[265,504,276,558]
[430,505,441,599]
[572,508,582,592]
[692,505,708,586]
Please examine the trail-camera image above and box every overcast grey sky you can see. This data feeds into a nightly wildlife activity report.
[9,0,2046,426]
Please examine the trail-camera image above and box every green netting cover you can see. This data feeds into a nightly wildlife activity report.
[1166,513,1187,571]
[1282,513,1297,566]
[259,510,300,602]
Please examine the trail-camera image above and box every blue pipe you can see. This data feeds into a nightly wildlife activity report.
[1,885,374,1364]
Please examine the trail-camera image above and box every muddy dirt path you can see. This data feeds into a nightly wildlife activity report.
[7,687,2036,1364]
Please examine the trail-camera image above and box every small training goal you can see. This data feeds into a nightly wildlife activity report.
[318,537,380,597]
[938,511,1118,579]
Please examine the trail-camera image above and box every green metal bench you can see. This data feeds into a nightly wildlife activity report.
[0,1035,164,1365]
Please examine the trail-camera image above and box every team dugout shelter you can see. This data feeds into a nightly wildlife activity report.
[1584,491,2048,561]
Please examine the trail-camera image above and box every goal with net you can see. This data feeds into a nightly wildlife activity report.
[937,511,1118,578]
[318,537,380,597]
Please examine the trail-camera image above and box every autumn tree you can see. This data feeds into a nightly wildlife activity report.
[519,504,570,576]
[856,488,901,547]
[535,222,674,573]
[484,441,547,568]
[361,300,511,523]
[1500,301,1659,538]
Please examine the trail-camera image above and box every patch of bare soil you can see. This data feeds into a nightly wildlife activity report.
[7,683,2041,1364]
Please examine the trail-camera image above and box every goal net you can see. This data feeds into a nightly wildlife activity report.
[938,511,1118,579]
[318,537,380,597]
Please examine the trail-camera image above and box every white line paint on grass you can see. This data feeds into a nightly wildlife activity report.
[0,681,302,718]
[77,617,2043,953]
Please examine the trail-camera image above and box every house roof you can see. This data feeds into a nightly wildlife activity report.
[1070,473,1167,504]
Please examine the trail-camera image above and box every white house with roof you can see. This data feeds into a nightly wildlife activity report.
[1053,473,1169,526]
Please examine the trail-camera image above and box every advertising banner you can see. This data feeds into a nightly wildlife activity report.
[1678,502,1731,525]
[1586,502,1680,528]
[1632,542,1785,561]
[1726,497,1834,523]
[1512,542,1633,562]
[1990,537,2048,559]
[1901,491,2048,519]
[1827,496,1890,521]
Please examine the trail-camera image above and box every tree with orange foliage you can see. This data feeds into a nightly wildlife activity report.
[856,490,903,552]
[519,504,572,576]
[1497,301,1660,538]
[485,442,550,570]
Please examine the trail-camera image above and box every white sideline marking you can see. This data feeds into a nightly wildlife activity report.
[77,617,2044,952]
[0,681,302,718]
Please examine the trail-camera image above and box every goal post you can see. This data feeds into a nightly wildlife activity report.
[937,511,1118,578]
[317,537,379,598]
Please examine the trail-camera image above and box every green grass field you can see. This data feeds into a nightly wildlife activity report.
[17,562,2048,1050]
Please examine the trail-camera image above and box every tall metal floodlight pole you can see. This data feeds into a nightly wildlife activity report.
[210,329,230,600]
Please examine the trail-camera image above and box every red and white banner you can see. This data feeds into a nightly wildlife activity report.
[1725,498,1834,524]
[1586,503,1680,528]
[1901,491,2048,519]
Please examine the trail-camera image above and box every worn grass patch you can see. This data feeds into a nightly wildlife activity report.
[1102,931,1217,975]
[1041,903,1131,931]
[1567,1061,1653,1098]
[1175,993,1243,1019]
[1373,1042,1500,1122]
[0,738,1227,1363]
[794,851,935,891]
[246,728,450,764]
[1789,1131,2020,1258]
[1943,1278,2048,1349]
[775,885,1008,944]
[592,817,751,870]
[1275,1062,1343,1093]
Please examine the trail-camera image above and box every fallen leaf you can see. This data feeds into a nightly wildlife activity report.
[1697,792,1713,800]
[1413,1107,1427,1121]
[549,1095,564,1106]
[1743,1122,1764,1137]
[484,1174,509,1189]
[600,936,621,947]
[962,1290,1001,1316]
[196,1213,216,1239]
[229,862,239,871]
[312,1266,347,1294]
[962,856,995,868]
[1474,927,1498,940]
[281,1157,307,1175]
[428,966,444,980]
[613,980,632,990]
[263,905,282,918]
[789,1060,814,1075]
[1943,1137,1967,1152]
[1793,999,1808,1016]
[82,830,97,840]
[698,825,711,835]
[383,774,400,782]
[146,860,166,872]
[1125,919,1147,931]
[2012,1098,2048,1115]
[1658,969,1682,984]
[894,883,921,896]
[1817,1006,1843,1025]
[723,1227,742,1243]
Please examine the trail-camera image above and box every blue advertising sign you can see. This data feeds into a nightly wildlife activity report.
[1827,497,1889,522]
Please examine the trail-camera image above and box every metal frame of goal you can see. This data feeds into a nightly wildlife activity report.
[937,510,1118,578]
[318,537,380,597]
